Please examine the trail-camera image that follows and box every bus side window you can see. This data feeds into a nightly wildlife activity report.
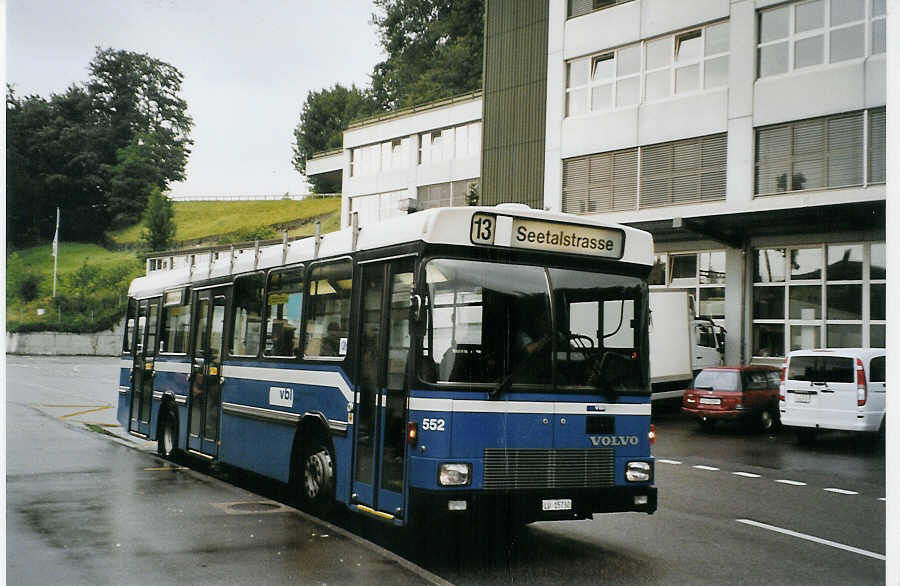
[161,292,191,354]
[231,273,265,357]
[123,298,137,354]
[264,266,305,358]
[305,259,353,359]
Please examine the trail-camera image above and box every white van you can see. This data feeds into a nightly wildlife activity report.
[780,348,886,440]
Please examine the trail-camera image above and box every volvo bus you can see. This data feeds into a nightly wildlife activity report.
[117,204,657,527]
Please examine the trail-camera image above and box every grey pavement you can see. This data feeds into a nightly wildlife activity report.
[6,355,448,585]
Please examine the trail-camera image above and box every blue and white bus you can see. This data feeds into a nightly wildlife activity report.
[118,204,657,526]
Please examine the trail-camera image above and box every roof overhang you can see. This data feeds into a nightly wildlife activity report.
[625,200,885,248]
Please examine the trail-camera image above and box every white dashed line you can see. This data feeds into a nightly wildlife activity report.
[776,479,807,486]
[733,472,761,478]
[878,498,886,502]
[737,519,885,561]
[657,459,682,465]
[693,465,720,471]
[824,488,859,495]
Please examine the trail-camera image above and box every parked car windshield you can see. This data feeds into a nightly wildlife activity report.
[693,369,739,391]
[417,258,647,394]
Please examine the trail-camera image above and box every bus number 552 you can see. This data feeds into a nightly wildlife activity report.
[422,418,445,431]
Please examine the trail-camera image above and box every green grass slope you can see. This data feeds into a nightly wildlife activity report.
[109,197,341,245]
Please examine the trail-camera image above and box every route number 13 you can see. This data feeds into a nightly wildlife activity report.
[470,213,496,245]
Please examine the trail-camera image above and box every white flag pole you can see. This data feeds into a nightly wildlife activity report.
[52,207,60,298]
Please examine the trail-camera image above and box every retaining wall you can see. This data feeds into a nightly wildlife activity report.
[7,321,124,356]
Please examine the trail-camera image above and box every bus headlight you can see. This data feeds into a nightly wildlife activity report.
[626,461,652,482]
[438,463,471,486]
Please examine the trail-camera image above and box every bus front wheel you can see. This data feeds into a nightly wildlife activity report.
[297,437,335,516]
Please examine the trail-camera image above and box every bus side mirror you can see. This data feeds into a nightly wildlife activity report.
[410,293,424,323]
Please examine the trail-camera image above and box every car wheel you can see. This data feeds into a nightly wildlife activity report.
[758,408,777,433]
[297,437,335,516]
[157,406,178,458]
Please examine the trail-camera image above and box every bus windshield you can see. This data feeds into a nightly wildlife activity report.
[418,258,647,394]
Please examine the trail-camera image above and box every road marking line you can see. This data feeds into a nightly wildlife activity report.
[60,405,114,419]
[733,472,761,478]
[37,404,104,408]
[776,479,807,486]
[824,488,859,495]
[144,466,188,471]
[693,465,719,471]
[878,498,886,502]
[736,519,885,561]
[657,459,682,465]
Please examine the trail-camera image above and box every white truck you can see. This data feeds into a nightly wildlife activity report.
[649,290,724,401]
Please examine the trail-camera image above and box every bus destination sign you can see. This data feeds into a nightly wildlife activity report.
[470,212,624,258]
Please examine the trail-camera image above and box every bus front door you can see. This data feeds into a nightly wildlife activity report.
[187,288,228,458]
[129,298,159,437]
[352,258,414,520]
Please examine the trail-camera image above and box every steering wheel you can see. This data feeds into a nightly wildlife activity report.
[567,333,595,350]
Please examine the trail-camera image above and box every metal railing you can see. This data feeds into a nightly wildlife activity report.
[168,193,339,202]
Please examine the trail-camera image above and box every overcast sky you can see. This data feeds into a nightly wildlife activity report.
[7,0,382,196]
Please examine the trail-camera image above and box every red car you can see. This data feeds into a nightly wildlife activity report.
[681,366,782,432]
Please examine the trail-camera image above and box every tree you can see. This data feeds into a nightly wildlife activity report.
[291,84,377,193]
[370,0,485,109]
[6,48,194,248]
[89,48,193,223]
[6,85,108,245]
[141,187,176,251]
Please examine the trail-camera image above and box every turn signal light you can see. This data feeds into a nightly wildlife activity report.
[407,421,418,446]
[648,424,656,445]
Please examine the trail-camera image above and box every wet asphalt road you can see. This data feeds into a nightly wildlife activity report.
[5,356,440,585]
[5,356,891,584]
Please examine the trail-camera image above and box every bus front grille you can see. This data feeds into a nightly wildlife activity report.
[482,448,616,490]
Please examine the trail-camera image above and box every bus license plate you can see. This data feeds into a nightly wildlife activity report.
[542,498,572,511]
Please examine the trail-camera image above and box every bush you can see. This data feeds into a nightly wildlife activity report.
[220,225,278,243]
[6,253,46,302]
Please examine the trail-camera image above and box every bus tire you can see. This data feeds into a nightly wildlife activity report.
[298,436,335,516]
[157,405,179,459]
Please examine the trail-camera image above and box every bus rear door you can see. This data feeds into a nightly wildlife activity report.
[188,287,228,458]
[129,298,159,437]
[352,258,414,520]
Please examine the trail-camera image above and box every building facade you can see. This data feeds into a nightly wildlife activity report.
[306,0,887,365]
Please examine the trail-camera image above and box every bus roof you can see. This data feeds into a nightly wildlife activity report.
[129,205,654,298]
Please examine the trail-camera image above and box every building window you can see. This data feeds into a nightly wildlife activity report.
[868,107,886,183]
[755,109,885,195]
[418,179,478,210]
[566,21,728,116]
[419,121,480,165]
[751,242,884,357]
[758,0,883,78]
[640,133,727,208]
[562,132,726,213]
[568,0,634,19]
[349,191,407,227]
[562,148,638,213]
[649,250,726,320]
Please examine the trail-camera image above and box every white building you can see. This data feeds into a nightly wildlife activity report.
[306,0,887,364]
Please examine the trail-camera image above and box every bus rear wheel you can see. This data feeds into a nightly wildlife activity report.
[297,438,335,516]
